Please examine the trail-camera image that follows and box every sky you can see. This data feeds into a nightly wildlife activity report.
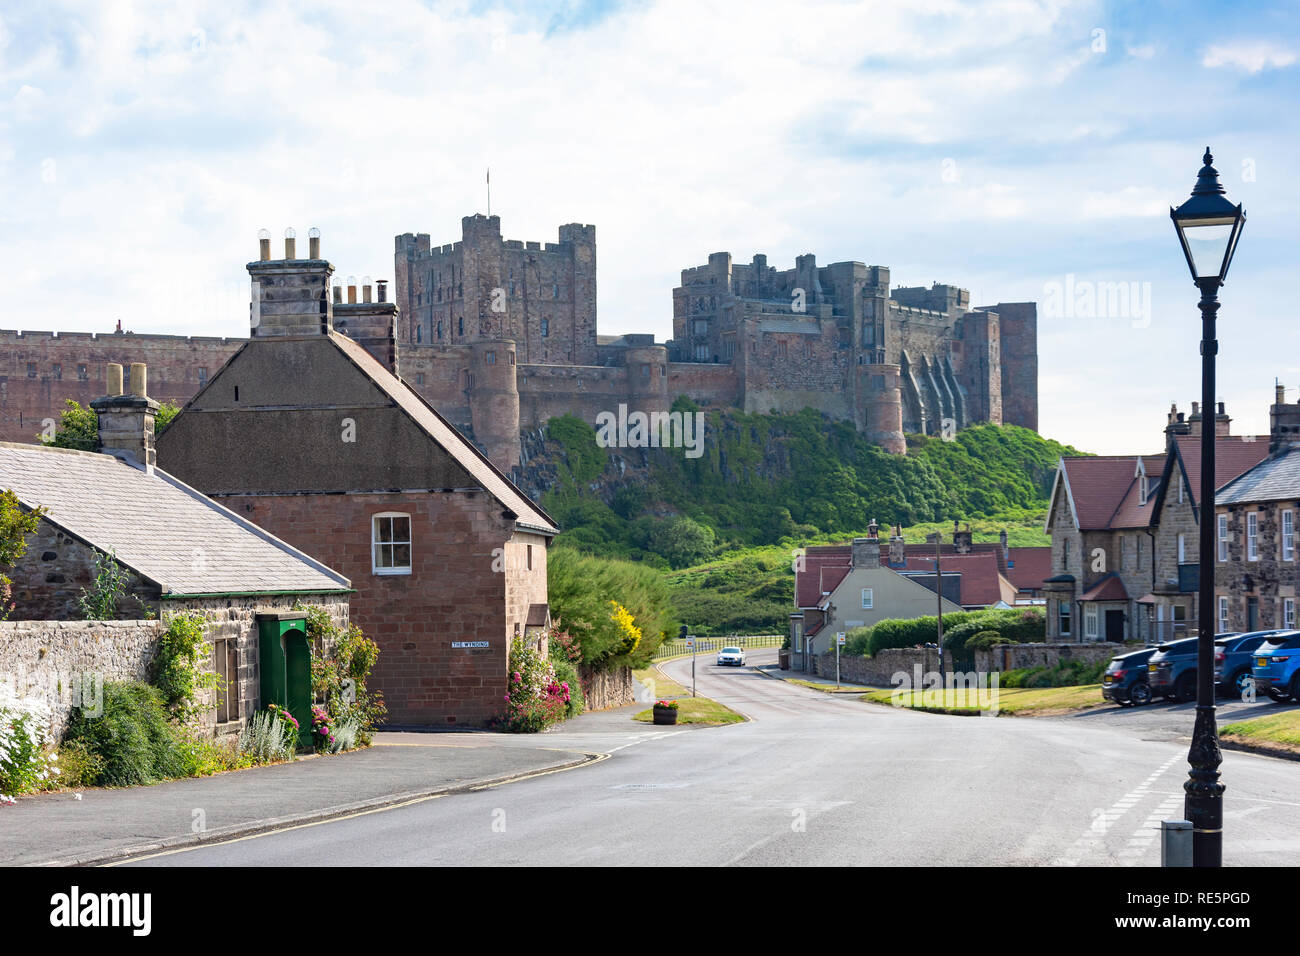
[1,0,1297,454]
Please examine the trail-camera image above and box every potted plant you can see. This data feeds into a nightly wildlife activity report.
[652,699,679,725]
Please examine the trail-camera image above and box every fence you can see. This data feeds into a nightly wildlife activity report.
[653,634,784,660]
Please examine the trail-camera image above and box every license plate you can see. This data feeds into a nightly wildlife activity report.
[1103,676,1113,684]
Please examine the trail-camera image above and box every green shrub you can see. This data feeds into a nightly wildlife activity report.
[548,547,676,668]
[303,607,386,745]
[237,709,297,763]
[50,739,105,789]
[63,681,188,787]
[502,638,570,733]
[550,655,585,719]
[966,630,1012,652]
[0,686,56,798]
[152,611,217,720]
[1000,658,1107,688]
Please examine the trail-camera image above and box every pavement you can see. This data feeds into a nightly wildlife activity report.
[111,648,1300,866]
[0,706,657,866]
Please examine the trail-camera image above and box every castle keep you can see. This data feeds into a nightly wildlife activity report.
[1,213,1038,472]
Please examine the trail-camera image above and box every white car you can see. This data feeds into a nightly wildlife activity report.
[716,646,747,667]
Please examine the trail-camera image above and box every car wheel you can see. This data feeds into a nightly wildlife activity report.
[1174,673,1196,703]
[1267,688,1291,703]
[1129,683,1152,706]
[1231,670,1254,700]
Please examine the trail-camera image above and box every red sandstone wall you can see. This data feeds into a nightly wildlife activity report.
[214,489,536,727]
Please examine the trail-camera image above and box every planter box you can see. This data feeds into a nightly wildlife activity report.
[652,705,678,725]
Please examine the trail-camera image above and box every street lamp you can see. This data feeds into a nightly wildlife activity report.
[1170,147,1245,868]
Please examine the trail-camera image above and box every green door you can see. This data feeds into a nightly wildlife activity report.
[283,628,313,746]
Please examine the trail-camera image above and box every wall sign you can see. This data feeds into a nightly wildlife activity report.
[451,641,490,649]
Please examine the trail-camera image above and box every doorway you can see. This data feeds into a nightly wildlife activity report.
[1105,609,1125,642]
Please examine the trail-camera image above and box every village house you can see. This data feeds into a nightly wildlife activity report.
[156,230,558,727]
[1043,400,1267,643]
[789,523,1040,669]
[1213,385,1300,634]
[0,362,352,737]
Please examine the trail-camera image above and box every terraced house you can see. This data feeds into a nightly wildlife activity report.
[1213,385,1300,634]
[1044,399,1268,643]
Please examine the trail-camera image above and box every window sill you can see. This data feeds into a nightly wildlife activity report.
[372,568,413,576]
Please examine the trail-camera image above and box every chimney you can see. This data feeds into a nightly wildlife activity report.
[248,227,333,338]
[954,523,973,554]
[999,528,1009,561]
[1188,401,1203,437]
[851,536,881,570]
[1214,401,1231,437]
[334,275,401,376]
[889,526,906,568]
[1270,383,1300,454]
[91,362,158,469]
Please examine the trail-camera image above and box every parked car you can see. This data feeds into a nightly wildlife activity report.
[1250,631,1300,703]
[1102,648,1156,706]
[1146,635,1237,702]
[1214,630,1283,698]
[716,646,747,667]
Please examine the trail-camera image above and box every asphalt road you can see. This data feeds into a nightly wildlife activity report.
[125,649,1300,866]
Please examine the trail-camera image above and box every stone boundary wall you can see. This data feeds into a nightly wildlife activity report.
[814,642,1121,687]
[580,664,633,711]
[0,619,161,738]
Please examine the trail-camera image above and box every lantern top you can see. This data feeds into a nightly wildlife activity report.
[1172,147,1240,222]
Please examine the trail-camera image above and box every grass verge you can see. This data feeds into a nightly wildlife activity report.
[861,683,1104,716]
[1221,709,1300,756]
[633,697,746,725]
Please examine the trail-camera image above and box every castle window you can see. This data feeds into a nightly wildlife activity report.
[509,352,515,366]
[416,373,425,385]
[77,364,88,381]
[486,351,496,365]
[372,513,412,575]
[527,545,533,571]
[694,344,708,361]
[26,363,35,379]
[458,317,464,336]
[52,364,61,380]
[437,321,443,340]
[416,325,423,343]
[510,281,516,296]
[437,288,442,302]
[458,282,463,298]
[640,364,650,379]
[541,318,549,338]
[778,341,788,359]
[198,368,208,387]
[552,283,559,299]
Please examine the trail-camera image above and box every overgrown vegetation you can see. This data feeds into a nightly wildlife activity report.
[0,488,46,622]
[77,548,131,620]
[62,681,189,787]
[304,606,386,747]
[151,611,218,721]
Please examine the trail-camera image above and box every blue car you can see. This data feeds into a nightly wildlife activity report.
[1214,630,1283,698]
[1102,648,1155,706]
[1251,631,1300,703]
[1147,637,1201,702]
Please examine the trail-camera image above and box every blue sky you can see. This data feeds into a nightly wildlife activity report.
[0,0,1297,454]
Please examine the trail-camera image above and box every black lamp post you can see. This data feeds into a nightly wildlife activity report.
[1170,147,1245,867]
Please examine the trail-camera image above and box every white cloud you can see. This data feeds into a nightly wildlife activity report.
[1202,41,1297,73]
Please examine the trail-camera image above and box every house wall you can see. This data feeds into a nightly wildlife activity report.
[1216,499,1300,632]
[7,517,158,620]
[817,566,963,652]
[214,489,532,727]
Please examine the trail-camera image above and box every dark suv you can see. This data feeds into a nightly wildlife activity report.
[1102,648,1156,706]
[1214,630,1284,698]
[1147,637,1205,702]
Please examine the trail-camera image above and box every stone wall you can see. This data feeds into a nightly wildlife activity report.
[579,664,634,711]
[0,619,160,738]
[814,642,1118,688]
[7,517,158,620]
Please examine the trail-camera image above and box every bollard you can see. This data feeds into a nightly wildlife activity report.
[1161,819,1193,867]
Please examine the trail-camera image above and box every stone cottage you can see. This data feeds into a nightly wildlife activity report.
[156,230,558,727]
[0,362,352,736]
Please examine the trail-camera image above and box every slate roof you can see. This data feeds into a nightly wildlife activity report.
[0,443,351,597]
[1217,446,1300,505]
[1079,573,1129,603]
[901,552,1005,607]
[1005,547,1053,591]
[330,332,559,535]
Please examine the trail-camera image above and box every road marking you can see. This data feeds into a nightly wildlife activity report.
[1052,753,1182,866]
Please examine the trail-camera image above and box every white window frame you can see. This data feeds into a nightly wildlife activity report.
[372,512,413,575]
[1178,533,1186,564]
[1247,512,1259,562]
[1217,514,1228,562]
[1084,605,1099,640]
[1218,596,1229,633]
[1283,509,1294,562]
[1285,598,1296,630]
[861,588,873,610]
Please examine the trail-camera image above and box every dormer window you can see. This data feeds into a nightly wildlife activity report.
[1139,475,1149,505]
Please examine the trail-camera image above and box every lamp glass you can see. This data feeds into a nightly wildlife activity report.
[1179,217,1235,280]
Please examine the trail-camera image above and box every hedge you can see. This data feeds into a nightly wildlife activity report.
[848,607,1046,657]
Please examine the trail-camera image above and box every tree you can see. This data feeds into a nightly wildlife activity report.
[0,490,46,620]
[40,398,181,452]
[647,515,716,568]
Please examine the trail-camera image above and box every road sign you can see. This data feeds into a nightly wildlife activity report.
[686,638,694,648]
[837,632,846,645]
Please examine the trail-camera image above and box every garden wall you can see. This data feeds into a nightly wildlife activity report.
[580,664,634,711]
[815,642,1121,688]
[0,619,160,738]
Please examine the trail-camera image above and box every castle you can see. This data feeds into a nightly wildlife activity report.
[0,213,1038,472]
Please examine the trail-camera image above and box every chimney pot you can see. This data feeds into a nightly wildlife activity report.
[347,276,357,304]
[308,226,320,260]
[363,276,373,304]
[377,279,388,303]
[106,363,123,397]
[1278,384,1287,405]
[128,362,147,398]
[258,228,271,262]
[284,226,297,260]
[333,284,342,304]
